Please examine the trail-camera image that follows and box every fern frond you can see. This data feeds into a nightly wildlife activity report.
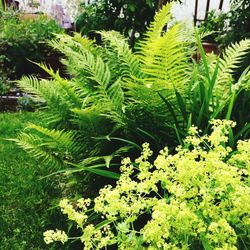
[138,3,172,59]
[235,67,250,90]
[141,24,191,90]
[18,75,79,126]
[34,61,82,106]
[99,31,141,78]
[50,35,125,123]
[15,124,82,167]
[18,75,47,101]
[134,4,191,96]
[14,132,63,168]
[50,33,101,56]
[215,39,250,95]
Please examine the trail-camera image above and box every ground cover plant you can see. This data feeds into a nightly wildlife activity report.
[44,120,250,249]
[0,112,64,249]
[16,4,250,179]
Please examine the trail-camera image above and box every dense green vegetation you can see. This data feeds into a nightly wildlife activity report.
[12,4,250,249]
[0,112,64,249]
[45,120,250,249]
[76,0,182,45]
[17,4,250,182]
[0,2,249,249]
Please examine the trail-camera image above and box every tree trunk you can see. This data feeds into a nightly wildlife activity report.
[205,0,211,20]
[194,0,199,25]
[219,0,224,10]
[157,0,171,10]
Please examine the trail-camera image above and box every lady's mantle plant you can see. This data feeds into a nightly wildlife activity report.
[44,120,250,249]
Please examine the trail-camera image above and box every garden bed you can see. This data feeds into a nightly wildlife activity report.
[0,95,19,112]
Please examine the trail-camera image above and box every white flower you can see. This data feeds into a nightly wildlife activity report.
[119,13,125,19]
[134,32,140,38]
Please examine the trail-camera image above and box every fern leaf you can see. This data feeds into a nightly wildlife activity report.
[26,124,81,155]
[14,132,63,168]
[99,31,141,78]
[138,3,172,58]
[215,39,250,96]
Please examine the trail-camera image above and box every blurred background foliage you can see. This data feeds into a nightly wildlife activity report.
[75,0,182,45]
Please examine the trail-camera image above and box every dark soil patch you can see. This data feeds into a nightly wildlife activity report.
[0,96,19,112]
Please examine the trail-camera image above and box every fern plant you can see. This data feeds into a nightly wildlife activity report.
[16,4,250,180]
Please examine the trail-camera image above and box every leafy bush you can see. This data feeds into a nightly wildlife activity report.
[76,0,155,44]
[75,0,182,45]
[226,0,250,45]
[199,0,250,47]
[0,9,63,94]
[43,120,250,249]
[198,10,228,44]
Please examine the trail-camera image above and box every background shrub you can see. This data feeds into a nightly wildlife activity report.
[0,9,63,94]
[75,0,182,46]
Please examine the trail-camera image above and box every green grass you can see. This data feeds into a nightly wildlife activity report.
[0,112,63,249]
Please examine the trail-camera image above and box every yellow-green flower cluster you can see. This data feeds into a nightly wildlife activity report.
[59,198,90,227]
[44,120,250,249]
[43,229,68,245]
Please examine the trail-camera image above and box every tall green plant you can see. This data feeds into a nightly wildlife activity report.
[161,33,250,146]
[16,4,250,180]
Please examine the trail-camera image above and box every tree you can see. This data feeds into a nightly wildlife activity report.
[76,0,182,46]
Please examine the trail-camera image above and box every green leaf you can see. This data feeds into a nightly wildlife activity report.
[159,93,180,130]
[87,168,120,180]
[195,29,211,83]
[175,88,188,124]
[226,91,236,120]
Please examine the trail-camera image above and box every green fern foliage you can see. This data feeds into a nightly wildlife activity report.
[216,40,250,94]
[13,124,82,167]
[16,3,250,178]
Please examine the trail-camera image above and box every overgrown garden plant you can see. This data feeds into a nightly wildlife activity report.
[16,4,250,179]
[43,120,250,249]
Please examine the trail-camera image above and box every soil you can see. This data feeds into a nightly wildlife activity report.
[0,87,23,112]
[0,95,19,112]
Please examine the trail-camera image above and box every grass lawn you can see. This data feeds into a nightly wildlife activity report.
[0,112,63,249]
